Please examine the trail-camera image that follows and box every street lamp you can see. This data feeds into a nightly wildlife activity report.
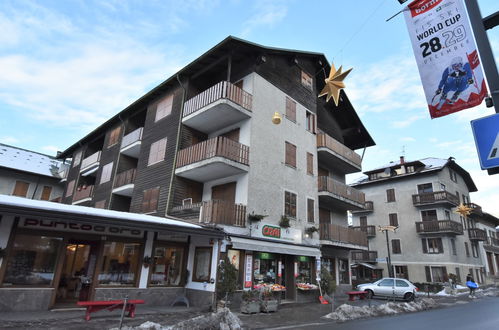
[378,225,398,278]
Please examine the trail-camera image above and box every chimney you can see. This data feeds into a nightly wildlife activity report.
[400,156,405,164]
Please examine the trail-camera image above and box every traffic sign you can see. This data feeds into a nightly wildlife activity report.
[471,113,499,170]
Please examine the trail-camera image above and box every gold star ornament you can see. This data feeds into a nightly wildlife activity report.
[454,204,472,218]
[318,63,353,106]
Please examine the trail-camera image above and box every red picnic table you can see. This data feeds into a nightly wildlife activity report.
[77,299,145,321]
[346,291,368,301]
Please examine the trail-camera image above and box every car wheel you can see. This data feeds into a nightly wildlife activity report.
[404,292,415,302]
[366,290,374,299]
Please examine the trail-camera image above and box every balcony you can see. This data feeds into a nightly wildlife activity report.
[73,185,94,204]
[351,250,378,263]
[484,237,499,248]
[80,151,101,175]
[182,81,253,134]
[352,225,376,237]
[316,133,362,174]
[319,223,368,248]
[317,176,365,211]
[412,191,459,207]
[466,203,483,217]
[57,167,69,182]
[112,168,136,197]
[468,228,487,241]
[171,200,246,227]
[415,220,464,235]
[120,127,143,158]
[351,201,374,214]
[175,136,249,182]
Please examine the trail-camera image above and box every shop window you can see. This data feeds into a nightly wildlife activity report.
[155,94,173,122]
[285,142,296,168]
[285,97,296,122]
[253,252,277,285]
[148,138,167,166]
[284,191,297,218]
[192,247,212,282]
[108,126,121,147]
[386,188,396,202]
[13,181,29,197]
[296,256,313,284]
[3,234,63,286]
[98,241,141,286]
[150,244,185,286]
[40,186,52,201]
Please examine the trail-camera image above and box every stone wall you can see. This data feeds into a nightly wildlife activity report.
[94,287,183,306]
[0,288,54,312]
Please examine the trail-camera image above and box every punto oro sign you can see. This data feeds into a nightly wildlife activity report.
[252,222,302,244]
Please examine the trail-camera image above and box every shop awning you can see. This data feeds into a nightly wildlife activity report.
[351,262,382,270]
[229,236,321,257]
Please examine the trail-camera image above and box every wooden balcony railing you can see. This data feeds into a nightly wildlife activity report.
[176,136,249,168]
[81,151,101,170]
[466,203,483,217]
[485,236,499,247]
[412,191,459,206]
[352,201,374,213]
[114,168,136,188]
[200,200,246,227]
[468,228,487,241]
[352,225,376,237]
[316,133,362,168]
[121,127,143,149]
[415,220,463,235]
[183,81,253,117]
[74,185,94,201]
[351,250,378,262]
[317,176,365,205]
[319,223,368,247]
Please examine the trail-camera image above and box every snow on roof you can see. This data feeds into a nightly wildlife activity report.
[0,144,63,178]
[0,195,202,229]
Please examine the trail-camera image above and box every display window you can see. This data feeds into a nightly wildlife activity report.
[98,241,142,286]
[149,244,185,286]
[296,256,318,290]
[3,234,63,286]
[253,252,277,285]
[339,258,350,284]
[192,247,212,282]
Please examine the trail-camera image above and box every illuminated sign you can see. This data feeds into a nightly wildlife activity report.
[262,225,281,238]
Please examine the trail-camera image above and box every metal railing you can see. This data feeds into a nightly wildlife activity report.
[81,151,101,170]
[74,185,94,201]
[468,228,487,241]
[352,225,376,237]
[351,250,378,262]
[183,81,253,117]
[317,176,365,205]
[199,200,246,227]
[415,220,463,234]
[319,223,368,247]
[412,191,459,206]
[114,168,136,188]
[121,127,143,149]
[176,136,249,168]
[316,132,362,168]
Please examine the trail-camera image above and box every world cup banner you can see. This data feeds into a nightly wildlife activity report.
[404,0,487,119]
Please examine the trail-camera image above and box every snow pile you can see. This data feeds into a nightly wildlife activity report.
[324,298,437,322]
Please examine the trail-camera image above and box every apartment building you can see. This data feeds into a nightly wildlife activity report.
[350,156,490,285]
[0,143,67,201]
[53,36,374,301]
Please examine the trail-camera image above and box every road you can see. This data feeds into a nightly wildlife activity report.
[283,297,499,330]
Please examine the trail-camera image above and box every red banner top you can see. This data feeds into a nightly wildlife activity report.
[408,0,443,17]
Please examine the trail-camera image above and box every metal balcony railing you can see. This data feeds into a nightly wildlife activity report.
[319,223,368,247]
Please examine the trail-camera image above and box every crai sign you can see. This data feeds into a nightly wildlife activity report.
[253,222,302,244]
[262,225,281,239]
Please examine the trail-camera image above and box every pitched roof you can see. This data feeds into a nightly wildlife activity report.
[0,143,64,178]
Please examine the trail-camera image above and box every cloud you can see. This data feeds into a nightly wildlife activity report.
[241,0,288,37]
[400,137,416,142]
[0,136,19,145]
[391,114,426,128]
[41,145,61,155]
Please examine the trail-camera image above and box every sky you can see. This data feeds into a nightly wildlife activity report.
[1,0,498,216]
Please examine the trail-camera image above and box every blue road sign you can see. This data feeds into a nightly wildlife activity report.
[471,113,499,170]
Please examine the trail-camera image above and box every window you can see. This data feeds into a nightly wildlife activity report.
[422,238,443,254]
[360,216,367,227]
[462,195,469,205]
[307,198,314,223]
[284,191,297,218]
[455,267,461,282]
[395,265,409,280]
[386,189,396,202]
[108,126,121,147]
[440,183,446,191]
[72,150,82,168]
[98,241,141,286]
[301,70,313,90]
[421,210,437,221]
[148,138,167,166]
[392,239,401,254]
[192,247,212,282]
[155,94,173,122]
[465,242,470,257]
[406,165,415,173]
[417,183,433,193]
[461,216,467,229]
[451,239,457,255]
[285,142,296,168]
[100,162,114,184]
[306,111,316,133]
[150,244,185,286]
[396,279,409,287]
[13,181,29,197]
[40,186,52,201]
[3,234,63,286]
[389,213,398,227]
[425,266,448,282]
[66,180,75,197]
[285,97,296,122]
[471,242,479,258]
[339,258,349,284]
[445,210,451,220]
[142,187,160,213]
[456,191,460,203]
[379,278,394,287]
[306,152,314,175]
[449,168,457,182]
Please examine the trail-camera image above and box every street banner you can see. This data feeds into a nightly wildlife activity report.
[404,0,487,118]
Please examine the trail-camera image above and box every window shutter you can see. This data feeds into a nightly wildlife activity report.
[13,181,30,197]
[41,186,52,200]
[437,238,444,253]
[465,242,470,256]
[389,213,398,227]
[422,239,428,253]
[150,188,160,212]
[307,152,314,175]
[307,199,314,223]
[442,267,448,282]
[425,266,432,282]
[285,97,296,122]
[285,142,296,168]
[360,216,367,227]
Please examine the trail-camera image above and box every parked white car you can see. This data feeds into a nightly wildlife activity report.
[357,278,418,301]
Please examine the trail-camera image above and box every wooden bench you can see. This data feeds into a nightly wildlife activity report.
[346,291,368,301]
[77,299,145,321]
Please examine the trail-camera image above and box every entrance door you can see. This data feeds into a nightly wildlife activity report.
[56,241,99,304]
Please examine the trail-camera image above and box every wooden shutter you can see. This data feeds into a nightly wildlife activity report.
[465,242,470,256]
[221,128,240,142]
[437,238,444,253]
[66,180,75,197]
[422,238,428,253]
[211,182,236,203]
[392,239,401,254]
[285,97,296,122]
[155,94,173,122]
[307,152,314,175]
[319,208,330,224]
[142,187,160,213]
[425,266,432,282]
[307,199,314,223]
[386,189,395,202]
[13,181,29,197]
[40,186,52,200]
[108,126,121,147]
[285,142,296,167]
[360,216,367,227]
[442,267,448,282]
[389,213,398,226]
[148,138,167,165]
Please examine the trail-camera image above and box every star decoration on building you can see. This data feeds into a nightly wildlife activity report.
[318,63,353,106]
[454,203,472,218]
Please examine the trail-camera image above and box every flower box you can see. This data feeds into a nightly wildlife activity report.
[240,300,260,314]
[261,299,278,313]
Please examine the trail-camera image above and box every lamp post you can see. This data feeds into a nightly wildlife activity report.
[378,225,398,278]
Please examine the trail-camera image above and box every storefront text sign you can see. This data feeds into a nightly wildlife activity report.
[244,254,253,288]
[262,225,281,238]
[19,218,143,237]
[278,260,282,277]
[251,222,302,244]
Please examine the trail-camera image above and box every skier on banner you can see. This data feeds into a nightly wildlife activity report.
[434,56,474,110]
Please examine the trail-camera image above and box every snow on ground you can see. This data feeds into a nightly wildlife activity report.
[324,298,437,322]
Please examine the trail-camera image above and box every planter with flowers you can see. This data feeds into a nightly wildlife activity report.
[260,288,278,313]
[240,290,260,314]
